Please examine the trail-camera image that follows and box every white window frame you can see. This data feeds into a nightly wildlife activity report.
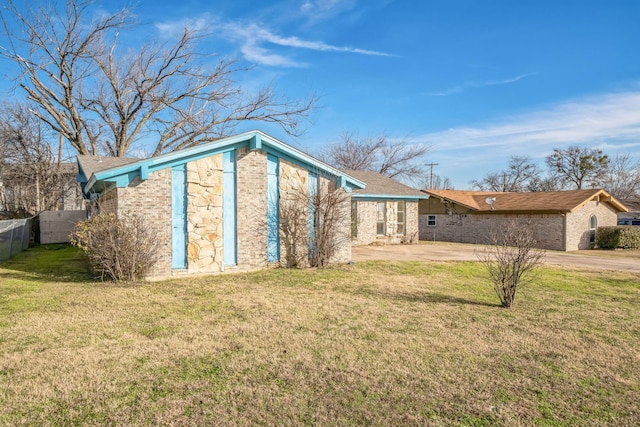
[427,215,436,226]
[396,201,405,235]
[376,201,386,236]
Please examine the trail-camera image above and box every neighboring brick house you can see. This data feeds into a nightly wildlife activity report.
[346,170,428,245]
[76,130,365,277]
[419,189,628,251]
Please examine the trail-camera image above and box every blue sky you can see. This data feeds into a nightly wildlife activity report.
[4,0,640,189]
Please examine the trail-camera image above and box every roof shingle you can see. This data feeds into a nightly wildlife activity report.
[346,170,426,198]
[422,189,628,213]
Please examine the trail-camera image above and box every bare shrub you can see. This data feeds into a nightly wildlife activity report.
[278,177,351,268]
[279,194,310,268]
[71,213,159,281]
[308,183,351,268]
[476,219,545,308]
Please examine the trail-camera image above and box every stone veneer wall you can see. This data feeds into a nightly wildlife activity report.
[419,213,565,250]
[186,156,224,273]
[352,200,419,245]
[565,200,618,250]
[116,170,173,276]
[235,147,268,268]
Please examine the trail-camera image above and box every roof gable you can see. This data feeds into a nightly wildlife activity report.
[347,170,428,200]
[422,189,628,213]
[79,130,366,194]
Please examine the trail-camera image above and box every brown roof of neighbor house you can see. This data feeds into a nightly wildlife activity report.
[620,199,640,212]
[421,189,628,213]
[345,170,427,198]
[76,155,139,180]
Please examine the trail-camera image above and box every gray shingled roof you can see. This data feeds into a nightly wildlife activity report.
[77,155,140,179]
[345,170,426,198]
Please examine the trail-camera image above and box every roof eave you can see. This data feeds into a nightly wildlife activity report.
[83,130,366,194]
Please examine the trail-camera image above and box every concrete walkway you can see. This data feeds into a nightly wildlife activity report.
[352,243,640,274]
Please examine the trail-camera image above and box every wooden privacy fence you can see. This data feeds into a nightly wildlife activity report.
[0,218,31,263]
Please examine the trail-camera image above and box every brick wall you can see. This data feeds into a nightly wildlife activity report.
[352,200,419,245]
[186,156,224,273]
[565,200,618,250]
[117,170,172,276]
[236,147,268,268]
[419,213,565,250]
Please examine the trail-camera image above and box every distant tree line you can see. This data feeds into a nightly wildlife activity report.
[470,147,640,201]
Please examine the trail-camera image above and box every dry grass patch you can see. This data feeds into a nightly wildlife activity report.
[0,246,639,425]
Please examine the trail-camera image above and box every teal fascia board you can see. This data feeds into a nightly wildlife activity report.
[85,130,366,193]
[352,194,429,201]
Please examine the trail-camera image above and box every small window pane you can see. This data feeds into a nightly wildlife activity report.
[427,215,436,226]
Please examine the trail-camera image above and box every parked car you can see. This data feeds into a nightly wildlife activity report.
[618,219,640,226]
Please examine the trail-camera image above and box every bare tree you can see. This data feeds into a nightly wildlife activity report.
[278,176,351,268]
[476,219,545,308]
[471,155,540,192]
[0,102,70,214]
[422,174,454,190]
[0,0,315,157]
[321,132,431,183]
[597,153,640,200]
[546,146,609,190]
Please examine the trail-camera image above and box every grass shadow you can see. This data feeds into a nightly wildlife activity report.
[0,244,93,283]
[363,288,501,308]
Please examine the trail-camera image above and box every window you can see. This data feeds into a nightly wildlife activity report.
[589,215,597,244]
[396,201,405,235]
[376,202,386,236]
[351,201,358,238]
[427,215,436,226]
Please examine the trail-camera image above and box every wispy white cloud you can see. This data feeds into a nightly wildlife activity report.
[429,73,537,97]
[224,21,392,66]
[417,89,640,187]
[155,15,212,38]
[155,14,392,67]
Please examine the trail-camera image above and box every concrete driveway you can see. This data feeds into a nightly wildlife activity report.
[352,243,640,274]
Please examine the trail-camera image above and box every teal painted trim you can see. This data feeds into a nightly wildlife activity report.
[352,194,429,200]
[140,164,149,180]
[75,173,87,183]
[223,151,237,266]
[171,165,187,269]
[307,171,318,260]
[84,130,366,193]
[266,154,280,263]
[249,133,262,150]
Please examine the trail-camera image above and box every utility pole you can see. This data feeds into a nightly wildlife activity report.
[427,162,439,188]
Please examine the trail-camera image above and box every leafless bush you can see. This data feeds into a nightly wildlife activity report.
[401,231,418,245]
[71,213,159,281]
[278,177,350,268]
[476,219,545,308]
[279,194,310,268]
[308,183,350,268]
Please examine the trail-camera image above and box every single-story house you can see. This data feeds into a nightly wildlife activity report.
[419,189,628,251]
[76,130,366,277]
[346,170,429,245]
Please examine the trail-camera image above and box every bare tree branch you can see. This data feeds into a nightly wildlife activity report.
[321,132,432,183]
[1,0,315,157]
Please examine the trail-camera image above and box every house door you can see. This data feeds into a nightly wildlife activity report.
[171,165,187,269]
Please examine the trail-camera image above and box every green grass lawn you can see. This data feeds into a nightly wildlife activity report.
[1,245,639,426]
